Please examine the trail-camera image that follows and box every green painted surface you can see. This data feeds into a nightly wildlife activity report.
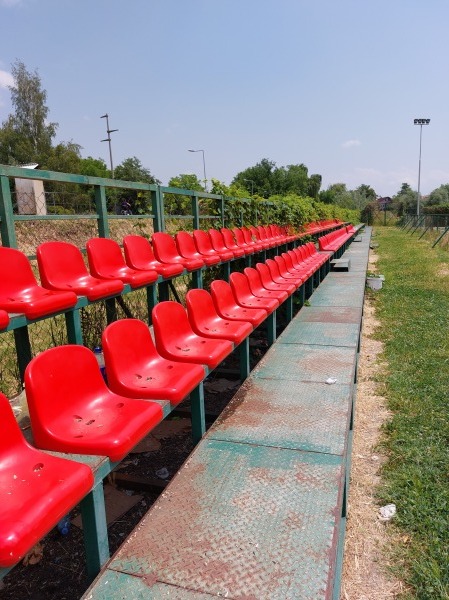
[106,439,344,600]
[252,343,357,385]
[209,378,353,455]
[277,320,360,347]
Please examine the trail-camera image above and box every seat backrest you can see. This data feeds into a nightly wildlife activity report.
[0,391,29,453]
[186,288,219,326]
[192,229,214,253]
[175,231,198,257]
[221,228,238,248]
[229,271,252,298]
[243,267,263,291]
[152,301,195,347]
[232,228,246,246]
[0,247,40,293]
[152,232,181,262]
[208,229,226,251]
[86,237,127,275]
[241,227,254,244]
[210,279,239,311]
[37,241,90,289]
[123,235,157,269]
[102,319,159,384]
[25,345,108,437]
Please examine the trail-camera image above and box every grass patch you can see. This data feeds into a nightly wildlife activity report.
[374,227,449,599]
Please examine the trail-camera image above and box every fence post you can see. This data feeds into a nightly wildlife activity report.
[94,185,110,238]
[152,187,164,233]
[191,192,200,230]
[0,175,18,248]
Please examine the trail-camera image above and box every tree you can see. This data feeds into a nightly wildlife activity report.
[427,184,449,206]
[79,156,109,178]
[393,183,417,215]
[113,156,160,214]
[168,173,204,191]
[0,60,58,165]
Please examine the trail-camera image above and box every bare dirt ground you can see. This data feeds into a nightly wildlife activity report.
[341,252,405,600]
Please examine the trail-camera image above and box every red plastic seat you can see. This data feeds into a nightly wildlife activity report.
[123,235,184,279]
[210,280,268,327]
[249,226,271,250]
[220,228,246,258]
[86,238,158,288]
[273,256,306,283]
[265,258,304,286]
[152,232,204,271]
[24,345,163,463]
[0,392,94,568]
[0,309,9,330]
[241,227,265,252]
[186,288,252,343]
[232,227,255,255]
[255,262,297,294]
[208,229,237,260]
[152,301,233,369]
[102,319,205,405]
[0,247,78,320]
[175,231,220,266]
[37,241,124,302]
[243,267,289,302]
[193,229,233,262]
[229,272,279,313]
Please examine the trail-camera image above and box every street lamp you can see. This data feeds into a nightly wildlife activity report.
[243,178,255,196]
[413,118,430,217]
[101,113,118,178]
[188,149,207,191]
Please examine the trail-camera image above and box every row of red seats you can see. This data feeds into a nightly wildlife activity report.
[0,242,327,569]
[317,225,356,252]
[302,219,344,235]
[0,226,292,322]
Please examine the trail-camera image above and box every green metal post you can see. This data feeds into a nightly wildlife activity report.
[190,382,206,444]
[146,285,158,324]
[222,262,231,282]
[13,326,32,383]
[158,281,170,302]
[192,269,203,290]
[238,337,250,380]
[65,309,84,344]
[105,298,117,324]
[94,185,110,238]
[191,192,200,231]
[285,295,293,322]
[80,483,110,581]
[266,311,276,346]
[152,187,164,233]
[0,175,17,247]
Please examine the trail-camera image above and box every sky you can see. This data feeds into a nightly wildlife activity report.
[1,0,449,197]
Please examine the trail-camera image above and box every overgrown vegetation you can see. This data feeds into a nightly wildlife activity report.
[374,227,449,599]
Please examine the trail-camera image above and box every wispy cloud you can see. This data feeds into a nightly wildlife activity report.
[0,0,23,6]
[341,139,361,149]
[0,69,14,89]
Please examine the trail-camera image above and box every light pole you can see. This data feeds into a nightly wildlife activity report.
[243,178,255,196]
[101,113,118,178]
[414,118,430,217]
[188,149,207,191]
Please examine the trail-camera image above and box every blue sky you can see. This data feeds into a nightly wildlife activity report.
[1,0,448,197]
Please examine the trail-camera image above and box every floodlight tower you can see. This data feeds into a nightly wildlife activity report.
[413,118,430,217]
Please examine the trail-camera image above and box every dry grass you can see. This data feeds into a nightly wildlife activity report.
[341,251,406,600]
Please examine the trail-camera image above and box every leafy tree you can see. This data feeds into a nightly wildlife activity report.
[79,156,109,178]
[427,184,449,206]
[114,156,160,214]
[0,60,57,165]
[232,158,276,197]
[393,183,417,216]
[168,173,204,191]
[307,174,322,199]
